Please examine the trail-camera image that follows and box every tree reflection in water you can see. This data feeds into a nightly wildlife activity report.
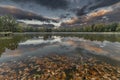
[0,34,53,56]
[0,33,120,56]
[43,34,52,40]
[0,35,25,56]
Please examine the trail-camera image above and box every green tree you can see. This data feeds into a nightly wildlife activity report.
[0,15,18,32]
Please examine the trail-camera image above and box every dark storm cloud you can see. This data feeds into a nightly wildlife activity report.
[76,5,88,16]
[90,0,120,10]
[0,6,58,22]
[75,0,120,17]
[11,0,69,9]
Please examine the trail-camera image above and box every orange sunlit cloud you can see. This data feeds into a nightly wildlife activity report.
[87,8,113,19]
[63,17,78,25]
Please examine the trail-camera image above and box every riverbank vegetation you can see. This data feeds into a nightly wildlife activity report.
[0,15,18,32]
[53,23,120,32]
[0,15,120,32]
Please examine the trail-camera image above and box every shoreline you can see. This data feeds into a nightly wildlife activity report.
[1,32,120,35]
[14,32,120,35]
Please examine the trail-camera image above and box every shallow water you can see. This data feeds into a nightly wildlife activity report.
[0,33,120,62]
[0,33,120,79]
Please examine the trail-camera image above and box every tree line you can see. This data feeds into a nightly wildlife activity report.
[0,15,53,32]
[0,15,120,32]
[80,23,120,32]
[53,23,120,32]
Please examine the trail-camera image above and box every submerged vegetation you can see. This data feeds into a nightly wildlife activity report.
[0,54,120,80]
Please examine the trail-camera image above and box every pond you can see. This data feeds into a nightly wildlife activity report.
[0,33,120,79]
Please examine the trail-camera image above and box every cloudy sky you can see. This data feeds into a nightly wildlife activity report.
[0,0,120,27]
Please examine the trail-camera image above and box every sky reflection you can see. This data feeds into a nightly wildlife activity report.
[0,34,120,63]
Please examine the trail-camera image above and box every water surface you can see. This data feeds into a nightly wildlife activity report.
[0,33,120,61]
[0,33,120,79]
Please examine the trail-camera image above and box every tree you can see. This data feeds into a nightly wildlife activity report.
[0,15,18,32]
[116,23,120,32]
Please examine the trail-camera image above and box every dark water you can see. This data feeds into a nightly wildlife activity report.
[0,33,120,64]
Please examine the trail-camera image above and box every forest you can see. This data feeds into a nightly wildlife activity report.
[0,15,120,32]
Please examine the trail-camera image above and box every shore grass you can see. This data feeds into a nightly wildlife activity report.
[0,32,13,34]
